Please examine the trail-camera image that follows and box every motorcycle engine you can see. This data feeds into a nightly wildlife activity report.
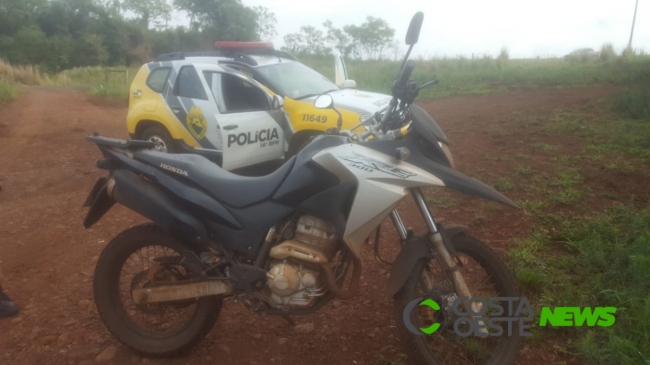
[266,215,339,308]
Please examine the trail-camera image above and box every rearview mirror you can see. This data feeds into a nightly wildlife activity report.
[271,94,284,109]
[314,94,334,109]
[405,12,424,45]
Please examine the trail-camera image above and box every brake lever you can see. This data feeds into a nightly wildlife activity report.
[418,78,439,91]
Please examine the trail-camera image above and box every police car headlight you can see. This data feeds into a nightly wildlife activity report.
[438,142,455,169]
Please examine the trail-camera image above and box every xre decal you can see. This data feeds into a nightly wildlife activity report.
[228,128,280,148]
[186,106,207,140]
[341,152,416,179]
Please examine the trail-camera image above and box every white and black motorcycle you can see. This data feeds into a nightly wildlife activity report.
[83,12,520,365]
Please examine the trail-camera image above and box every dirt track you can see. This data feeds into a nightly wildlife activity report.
[0,85,629,365]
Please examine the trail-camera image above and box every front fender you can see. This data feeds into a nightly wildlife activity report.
[360,136,519,209]
[386,224,469,296]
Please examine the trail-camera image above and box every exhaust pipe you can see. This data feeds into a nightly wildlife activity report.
[132,280,232,304]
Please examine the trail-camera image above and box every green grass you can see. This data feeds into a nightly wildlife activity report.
[54,66,135,101]
[515,165,533,175]
[531,142,559,151]
[87,83,130,101]
[509,204,650,364]
[300,55,650,98]
[552,168,581,188]
[426,195,457,209]
[494,177,514,192]
[42,54,649,101]
[611,85,650,120]
[517,200,546,214]
[0,80,18,102]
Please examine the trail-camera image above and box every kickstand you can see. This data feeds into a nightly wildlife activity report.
[282,315,296,327]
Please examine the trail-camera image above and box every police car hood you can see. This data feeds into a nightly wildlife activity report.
[304,89,392,119]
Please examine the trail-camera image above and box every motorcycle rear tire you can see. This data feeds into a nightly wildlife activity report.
[93,223,222,357]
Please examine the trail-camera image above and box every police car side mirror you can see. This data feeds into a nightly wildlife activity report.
[271,95,284,109]
[341,79,356,89]
[314,94,334,109]
[314,94,343,129]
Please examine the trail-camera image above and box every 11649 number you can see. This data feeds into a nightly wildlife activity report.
[302,114,328,123]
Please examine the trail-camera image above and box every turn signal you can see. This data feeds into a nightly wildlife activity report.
[395,147,411,161]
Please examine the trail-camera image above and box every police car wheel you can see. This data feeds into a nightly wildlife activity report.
[142,127,176,153]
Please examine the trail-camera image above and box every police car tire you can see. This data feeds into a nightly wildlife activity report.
[142,127,177,153]
[393,233,520,365]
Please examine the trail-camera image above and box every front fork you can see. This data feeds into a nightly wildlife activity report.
[390,188,485,331]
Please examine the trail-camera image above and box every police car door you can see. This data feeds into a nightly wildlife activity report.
[202,69,285,171]
[168,65,222,151]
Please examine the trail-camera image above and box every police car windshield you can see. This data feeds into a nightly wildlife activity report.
[255,61,339,100]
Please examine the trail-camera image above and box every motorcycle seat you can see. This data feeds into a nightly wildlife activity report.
[134,149,296,208]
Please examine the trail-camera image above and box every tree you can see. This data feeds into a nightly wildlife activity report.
[346,16,394,59]
[300,26,327,55]
[323,20,352,57]
[253,6,276,41]
[282,16,395,59]
[281,26,328,55]
[0,0,47,36]
[173,0,258,41]
[282,32,303,53]
[122,0,171,29]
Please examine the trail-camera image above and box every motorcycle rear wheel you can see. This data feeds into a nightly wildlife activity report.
[93,224,222,357]
[394,233,520,365]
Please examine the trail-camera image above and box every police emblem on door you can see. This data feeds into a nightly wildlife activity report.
[186,106,207,140]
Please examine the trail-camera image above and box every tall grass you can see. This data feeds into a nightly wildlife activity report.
[0,80,18,103]
[55,66,137,100]
[0,58,48,85]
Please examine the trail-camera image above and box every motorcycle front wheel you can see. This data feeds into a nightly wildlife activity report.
[394,233,520,365]
[93,224,222,357]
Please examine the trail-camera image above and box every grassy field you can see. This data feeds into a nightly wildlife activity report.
[302,55,650,98]
[54,66,136,101]
[498,88,650,364]
[3,53,648,102]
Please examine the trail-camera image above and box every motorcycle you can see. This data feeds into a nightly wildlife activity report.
[83,12,520,365]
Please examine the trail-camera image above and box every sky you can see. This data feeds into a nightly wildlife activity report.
[172,0,649,58]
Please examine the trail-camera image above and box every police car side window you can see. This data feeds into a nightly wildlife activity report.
[219,73,270,113]
[146,67,171,93]
[174,66,208,100]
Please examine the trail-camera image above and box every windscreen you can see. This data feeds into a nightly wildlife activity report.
[255,61,338,100]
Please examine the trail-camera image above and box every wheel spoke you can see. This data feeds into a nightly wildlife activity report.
[401,239,518,365]
[116,243,200,335]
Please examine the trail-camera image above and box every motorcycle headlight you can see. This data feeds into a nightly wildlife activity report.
[438,142,455,169]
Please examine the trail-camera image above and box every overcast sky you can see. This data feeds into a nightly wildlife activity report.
[173,0,649,58]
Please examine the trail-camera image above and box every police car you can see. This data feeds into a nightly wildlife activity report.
[127,42,392,171]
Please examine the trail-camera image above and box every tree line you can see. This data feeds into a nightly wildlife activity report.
[0,0,397,73]
[283,17,398,60]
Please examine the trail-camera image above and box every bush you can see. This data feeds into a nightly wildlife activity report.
[600,43,616,62]
[612,86,650,120]
[621,46,636,60]
[0,80,18,102]
[496,47,509,69]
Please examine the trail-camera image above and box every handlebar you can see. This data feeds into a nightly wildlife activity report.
[394,60,416,92]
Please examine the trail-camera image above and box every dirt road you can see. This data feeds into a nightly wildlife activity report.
[0,85,622,365]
